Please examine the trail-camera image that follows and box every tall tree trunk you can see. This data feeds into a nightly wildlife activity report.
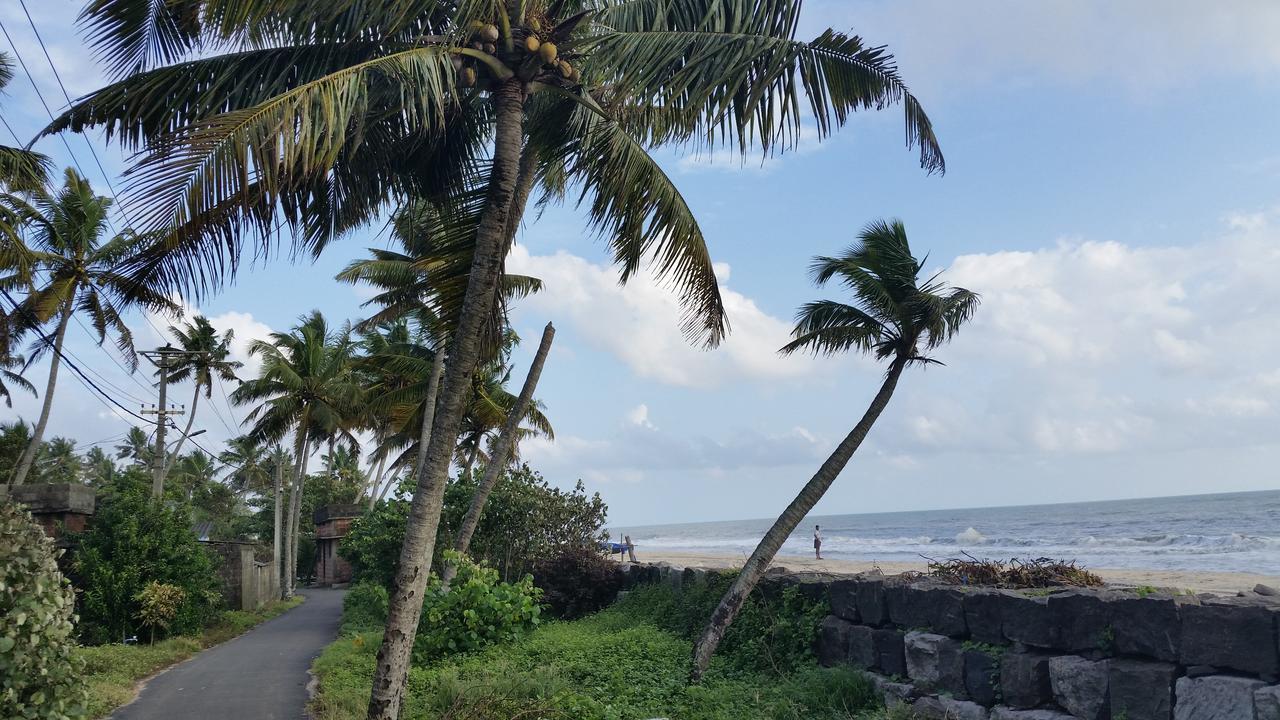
[380,344,445,508]
[366,77,526,720]
[9,305,72,487]
[442,322,554,585]
[363,429,389,507]
[158,385,200,485]
[284,405,311,598]
[273,456,284,599]
[689,358,908,681]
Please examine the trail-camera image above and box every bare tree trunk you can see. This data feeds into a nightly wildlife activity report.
[689,358,908,681]
[360,427,388,505]
[366,77,526,720]
[273,456,284,599]
[441,322,554,585]
[284,405,311,598]
[9,305,72,487]
[381,344,445,508]
[158,386,200,485]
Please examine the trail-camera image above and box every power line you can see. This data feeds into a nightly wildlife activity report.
[67,314,158,404]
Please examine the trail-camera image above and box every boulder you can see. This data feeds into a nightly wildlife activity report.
[848,624,877,669]
[1109,659,1176,720]
[681,567,707,589]
[1173,675,1266,720]
[873,628,907,677]
[1000,592,1055,648]
[1256,584,1279,597]
[857,577,890,627]
[1111,594,1182,662]
[964,648,1002,707]
[1047,590,1116,654]
[890,584,968,637]
[1001,651,1053,709]
[817,616,854,667]
[1048,655,1109,720]
[990,709,1075,720]
[1181,598,1280,678]
[905,631,967,697]
[1256,685,1280,720]
[829,578,859,622]
[867,671,917,707]
[965,589,1010,645]
[913,695,990,720]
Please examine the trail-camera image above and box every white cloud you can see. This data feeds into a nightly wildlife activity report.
[507,245,827,387]
[626,404,655,429]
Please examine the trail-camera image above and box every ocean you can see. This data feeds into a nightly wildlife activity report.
[618,490,1280,575]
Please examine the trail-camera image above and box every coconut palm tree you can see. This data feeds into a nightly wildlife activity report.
[82,445,118,486]
[57,3,944,713]
[0,52,49,194]
[0,349,34,407]
[1,168,176,488]
[115,426,152,467]
[219,435,271,497]
[689,219,979,679]
[231,311,360,597]
[159,315,243,491]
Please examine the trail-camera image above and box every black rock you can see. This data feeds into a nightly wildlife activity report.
[817,615,854,667]
[873,627,907,677]
[1000,592,1056,648]
[829,578,859,623]
[963,589,1008,645]
[857,577,890,627]
[963,648,1001,706]
[1047,590,1115,654]
[1109,659,1176,720]
[1180,598,1280,678]
[1001,651,1053,709]
[1111,594,1181,662]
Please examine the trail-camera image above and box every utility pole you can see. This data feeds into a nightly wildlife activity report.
[140,347,188,499]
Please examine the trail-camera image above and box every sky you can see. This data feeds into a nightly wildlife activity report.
[2,1,1279,526]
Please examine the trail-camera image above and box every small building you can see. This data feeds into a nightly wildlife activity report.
[312,504,363,587]
[2,483,96,544]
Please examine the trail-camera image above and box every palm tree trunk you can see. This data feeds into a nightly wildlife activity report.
[382,344,445,508]
[158,386,200,486]
[689,358,908,681]
[442,322,554,585]
[284,405,311,598]
[273,457,284,599]
[363,430,389,507]
[9,305,73,487]
[366,77,527,720]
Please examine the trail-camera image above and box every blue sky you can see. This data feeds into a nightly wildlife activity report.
[3,1,1279,526]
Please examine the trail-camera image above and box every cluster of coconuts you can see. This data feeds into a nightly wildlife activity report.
[455,18,580,88]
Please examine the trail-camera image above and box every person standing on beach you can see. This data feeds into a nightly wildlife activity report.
[813,525,823,560]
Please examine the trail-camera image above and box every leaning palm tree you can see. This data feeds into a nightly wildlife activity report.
[1,168,175,487]
[231,311,360,598]
[57,3,944,713]
[689,219,979,679]
[158,315,243,491]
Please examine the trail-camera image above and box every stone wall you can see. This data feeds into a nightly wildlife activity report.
[2,483,95,542]
[202,541,280,611]
[622,564,1280,720]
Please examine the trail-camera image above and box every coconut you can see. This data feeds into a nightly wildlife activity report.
[524,36,541,53]
[471,40,485,51]
[483,42,496,54]
[479,24,500,42]
[558,60,573,78]
[459,67,477,87]
[538,42,558,64]
[569,66,581,83]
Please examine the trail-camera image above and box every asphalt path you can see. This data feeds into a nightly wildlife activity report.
[111,588,346,720]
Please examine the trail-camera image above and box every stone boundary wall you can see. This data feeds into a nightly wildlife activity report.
[621,563,1280,720]
[203,541,280,611]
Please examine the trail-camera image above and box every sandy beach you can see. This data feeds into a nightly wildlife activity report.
[640,550,1280,596]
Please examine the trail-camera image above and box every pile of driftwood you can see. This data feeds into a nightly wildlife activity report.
[916,552,1104,588]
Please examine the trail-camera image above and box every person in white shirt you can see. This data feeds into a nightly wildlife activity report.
[813,525,823,560]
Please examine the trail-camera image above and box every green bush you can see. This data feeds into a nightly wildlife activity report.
[0,500,88,719]
[413,552,542,663]
[341,582,389,634]
[342,464,608,586]
[72,471,222,644]
[134,582,186,645]
[532,547,624,620]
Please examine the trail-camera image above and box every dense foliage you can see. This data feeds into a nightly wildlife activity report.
[312,582,879,720]
[0,500,87,720]
[71,471,222,644]
[532,547,625,620]
[342,464,607,586]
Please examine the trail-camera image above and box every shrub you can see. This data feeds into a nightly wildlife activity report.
[336,501,407,587]
[341,582,389,634]
[134,582,187,644]
[72,470,222,644]
[412,552,542,664]
[532,547,625,619]
[0,500,88,719]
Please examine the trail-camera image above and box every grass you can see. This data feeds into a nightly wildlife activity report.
[311,587,896,720]
[78,595,305,718]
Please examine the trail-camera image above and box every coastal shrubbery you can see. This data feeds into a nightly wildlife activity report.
[0,500,88,720]
[532,547,625,619]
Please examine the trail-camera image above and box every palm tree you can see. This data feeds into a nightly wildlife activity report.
[0,349,34,407]
[115,426,152,467]
[1,169,176,488]
[231,311,360,598]
[82,445,118,486]
[40,437,82,483]
[689,219,979,679]
[158,315,243,492]
[219,435,271,497]
[58,4,944,713]
[0,52,49,193]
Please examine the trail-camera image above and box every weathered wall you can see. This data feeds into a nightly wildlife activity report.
[623,563,1280,720]
[203,541,280,611]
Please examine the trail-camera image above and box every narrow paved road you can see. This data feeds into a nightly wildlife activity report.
[112,588,346,720]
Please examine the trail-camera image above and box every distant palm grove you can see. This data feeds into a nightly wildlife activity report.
[0,1,980,719]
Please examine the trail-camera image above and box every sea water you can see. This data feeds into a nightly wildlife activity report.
[618,490,1280,574]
